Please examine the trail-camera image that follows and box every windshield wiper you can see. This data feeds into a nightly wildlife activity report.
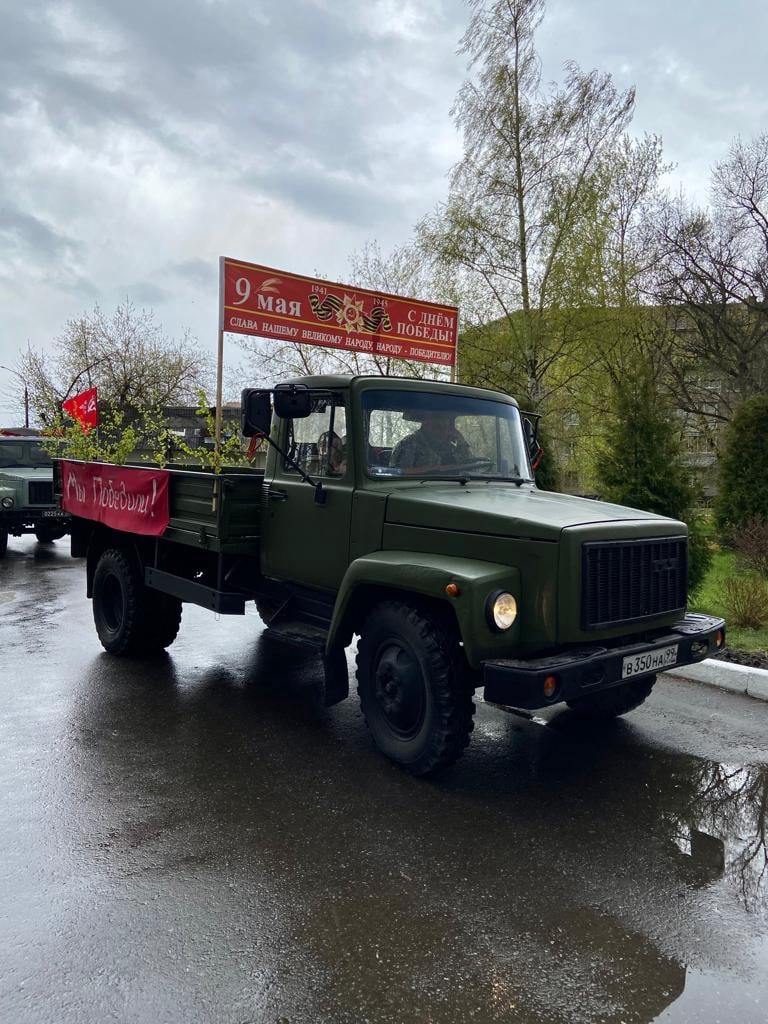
[465,475,530,487]
[417,474,471,486]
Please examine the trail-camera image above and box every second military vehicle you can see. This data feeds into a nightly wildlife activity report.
[0,432,70,557]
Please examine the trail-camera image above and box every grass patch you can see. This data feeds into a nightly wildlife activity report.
[690,549,768,653]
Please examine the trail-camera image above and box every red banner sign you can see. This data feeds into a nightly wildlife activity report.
[220,258,457,366]
[60,460,169,537]
[63,386,99,429]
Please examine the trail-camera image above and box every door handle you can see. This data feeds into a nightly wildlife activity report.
[268,488,287,502]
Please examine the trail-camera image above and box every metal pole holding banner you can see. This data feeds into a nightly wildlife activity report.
[214,326,225,457]
[213,259,226,512]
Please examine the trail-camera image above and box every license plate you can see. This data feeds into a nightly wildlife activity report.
[41,509,65,518]
[622,643,679,678]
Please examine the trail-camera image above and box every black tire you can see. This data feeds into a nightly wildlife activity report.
[254,596,283,627]
[92,548,181,655]
[356,601,475,775]
[565,674,657,718]
[35,526,65,544]
[93,548,145,654]
[0,527,7,558]
[144,589,183,651]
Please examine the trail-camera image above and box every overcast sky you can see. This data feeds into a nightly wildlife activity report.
[1,0,767,420]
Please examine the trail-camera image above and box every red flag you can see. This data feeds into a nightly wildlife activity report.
[62,387,99,430]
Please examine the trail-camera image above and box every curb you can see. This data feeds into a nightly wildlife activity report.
[664,659,768,702]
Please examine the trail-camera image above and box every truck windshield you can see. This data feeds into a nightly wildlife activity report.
[0,441,52,469]
[362,390,532,481]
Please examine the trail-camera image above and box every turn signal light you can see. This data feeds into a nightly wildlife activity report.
[445,582,461,598]
[543,675,558,699]
[715,629,725,648]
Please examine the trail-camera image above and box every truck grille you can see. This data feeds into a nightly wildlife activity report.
[28,481,54,505]
[582,536,687,630]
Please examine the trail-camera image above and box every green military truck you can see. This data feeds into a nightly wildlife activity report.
[0,433,70,557]
[59,376,725,774]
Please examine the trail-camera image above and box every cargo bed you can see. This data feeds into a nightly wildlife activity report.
[154,464,265,555]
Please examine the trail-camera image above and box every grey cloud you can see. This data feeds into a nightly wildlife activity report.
[252,160,402,226]
[0,206,80,262]
[164,259,217,288]
[124,281,172,306]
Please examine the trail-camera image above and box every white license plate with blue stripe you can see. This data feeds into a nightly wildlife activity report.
[622,644,679,679]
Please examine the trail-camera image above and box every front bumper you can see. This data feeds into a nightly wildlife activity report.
[482,613,726,710]
[1,509,70,535]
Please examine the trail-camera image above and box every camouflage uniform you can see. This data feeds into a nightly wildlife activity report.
[391,426,471,470]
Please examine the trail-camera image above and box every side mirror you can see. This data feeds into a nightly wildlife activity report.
[521,414,544,472]
[273,384,312,419]
[240,389,272,437]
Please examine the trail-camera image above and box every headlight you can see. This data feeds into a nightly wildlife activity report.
[489,591,518,631]
[1,496,13,509]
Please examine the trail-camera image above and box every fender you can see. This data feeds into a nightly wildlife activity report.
[327,550,521,669]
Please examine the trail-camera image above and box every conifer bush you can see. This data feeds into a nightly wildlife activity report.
[715,396,768,534]
[594,376,711,592]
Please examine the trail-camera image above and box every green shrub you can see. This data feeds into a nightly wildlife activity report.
[723,574,768,629]
[687,512,715,597]
[716,396,768,533]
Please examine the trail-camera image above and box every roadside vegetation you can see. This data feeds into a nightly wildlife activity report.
[691,551,768,654]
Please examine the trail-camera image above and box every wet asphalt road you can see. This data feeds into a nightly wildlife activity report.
[1,537,767,1024]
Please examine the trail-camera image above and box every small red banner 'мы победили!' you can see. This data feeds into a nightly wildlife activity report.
[60,460,169,537]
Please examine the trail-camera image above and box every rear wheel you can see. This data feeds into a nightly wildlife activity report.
[93,548,181,655]
[565,674,657,718]
[356,601,475,775]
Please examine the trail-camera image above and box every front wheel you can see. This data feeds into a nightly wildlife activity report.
[565,674,657,718]
[35,526,66,544]
[356,601,475,775]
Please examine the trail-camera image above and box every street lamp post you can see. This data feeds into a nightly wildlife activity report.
[0,365,30,429]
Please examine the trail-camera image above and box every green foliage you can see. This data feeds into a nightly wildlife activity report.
[686,512,713,597]
[594,374,711,591]
[690,549,768,652]
[532,422,561,491]
[189,390,249,473]
[41,407,139,466]
[715,396,768,534]
[41,389,248,471]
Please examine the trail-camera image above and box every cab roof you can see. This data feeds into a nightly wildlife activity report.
[282,374,519,408]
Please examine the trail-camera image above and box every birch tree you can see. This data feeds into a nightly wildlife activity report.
[420,0,635,409]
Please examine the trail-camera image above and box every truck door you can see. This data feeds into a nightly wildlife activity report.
[261,393,353,589]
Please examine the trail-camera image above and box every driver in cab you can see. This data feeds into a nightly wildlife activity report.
[390,410,471,472]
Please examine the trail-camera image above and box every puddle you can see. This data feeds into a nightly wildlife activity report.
[657,933,768,1022]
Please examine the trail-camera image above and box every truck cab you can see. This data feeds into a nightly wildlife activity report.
[0,434,70,557]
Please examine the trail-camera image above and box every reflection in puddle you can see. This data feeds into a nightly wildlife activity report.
[676,763,767,910]
[657,932,768,1023]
